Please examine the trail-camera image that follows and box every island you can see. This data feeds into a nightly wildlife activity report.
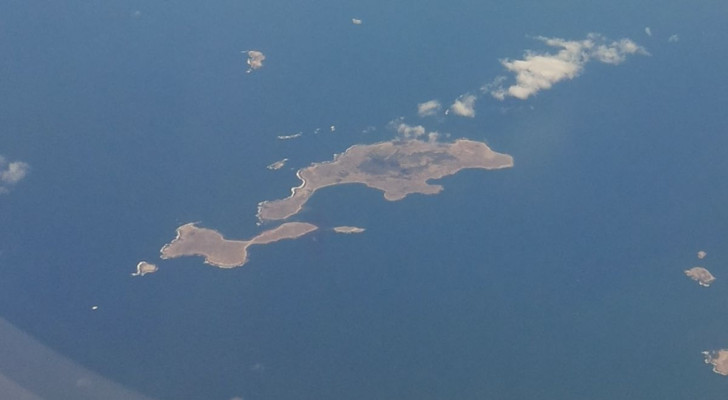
[277,133,302,140]
[160,222,318,268]
[333,226,366,234]
[245,50,265,73]
[131,261,158,277]
[267,158,288,170]
[703,350,728,375]
[257,138,514,221]
[684,267,716,287]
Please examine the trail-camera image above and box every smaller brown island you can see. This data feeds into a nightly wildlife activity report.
[160,222,318,268]
[267,158,288,170]
[684,267,716,287]
[333,226,366,234]
[131,261,158,277]
[703,350,728,375]
[257,138,514,222]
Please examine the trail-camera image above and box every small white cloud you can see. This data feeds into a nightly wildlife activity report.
[668,34,679,43]
[396,122,426,139]
[389,118,441,141]
[491,33,647,100]
[0,161,29,184]
[352,18,362,25]
[645,27,652,37]
[244,50,265,73]
[592,38,645,64]
[427,132,440,142]
[480,76,507,94]
[417,100,441,117]
[449,94,477,118]
[0,156,30,193]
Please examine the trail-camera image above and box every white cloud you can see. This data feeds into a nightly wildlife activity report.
[417,100,441,117]
[591,38,645,64]
[645,27,652,37]
[449,94,477,118]
[396,122,426,139]
[352,18,362,25]
[491,33,647,100]
[0,156,30,193]
[480,76,506,94]
[244,50,266,73]
[668,34,679,43]
[389,118,440,142]
[427,132,441,142]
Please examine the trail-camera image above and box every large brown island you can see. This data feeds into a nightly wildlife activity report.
[160,222,318,268]
[257,138,514,221]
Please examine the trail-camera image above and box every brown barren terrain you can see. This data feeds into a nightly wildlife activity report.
[703,350,728,376]
[333,226,366,234]
[257,139,513,221]
[160,222,318,268]
[131,261,158,277]
[685,267,716,287]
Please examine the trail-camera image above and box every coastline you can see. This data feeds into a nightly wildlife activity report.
[257,138,514,222]
[159,222,318,268]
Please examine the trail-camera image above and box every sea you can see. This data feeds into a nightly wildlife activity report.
[1,1,728,399]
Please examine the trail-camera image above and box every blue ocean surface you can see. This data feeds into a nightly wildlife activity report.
[1,1,728,399]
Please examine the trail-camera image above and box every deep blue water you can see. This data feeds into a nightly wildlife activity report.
[1,1,728,399]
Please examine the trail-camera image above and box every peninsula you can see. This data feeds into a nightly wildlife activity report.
[257,138,513,221]
[684,267,716,287]
[160,222,318,268]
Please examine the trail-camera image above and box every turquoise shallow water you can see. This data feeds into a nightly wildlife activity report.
[1,1,728,399]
